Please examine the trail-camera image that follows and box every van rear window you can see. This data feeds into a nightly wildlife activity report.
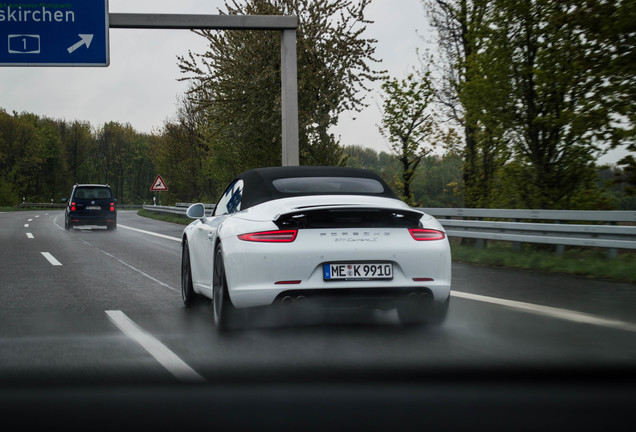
[74,188,112,199]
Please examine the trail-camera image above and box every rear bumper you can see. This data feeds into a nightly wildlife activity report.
[68,213,116,226]
[221,229,452,309]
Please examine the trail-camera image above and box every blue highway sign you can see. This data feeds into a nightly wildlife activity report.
[0,1,109,66]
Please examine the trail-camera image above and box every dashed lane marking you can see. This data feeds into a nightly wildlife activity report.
[41,252,62,266]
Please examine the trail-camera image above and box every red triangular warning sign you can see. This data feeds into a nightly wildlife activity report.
[150,175,168,191]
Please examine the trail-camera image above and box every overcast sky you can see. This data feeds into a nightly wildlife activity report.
[0,0,626,164]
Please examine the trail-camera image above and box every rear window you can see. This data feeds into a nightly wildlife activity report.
[272,177,386,194]
[74,187,112,200]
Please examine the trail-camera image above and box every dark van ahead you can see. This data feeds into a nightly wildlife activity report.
[63,184,117,231]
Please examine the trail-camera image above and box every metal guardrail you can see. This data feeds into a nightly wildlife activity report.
[175,202,216,209]
[141,205,636,257]
[15,203,66,209]
[142,205,190,216]
[142,203,215,217]
[417,208,636,223]
[13,201,635,256]
[418,208,636,257]
[15,203,142,209]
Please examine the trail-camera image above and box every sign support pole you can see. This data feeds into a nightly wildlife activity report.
[281,28,299,166]
[109,13,300,166]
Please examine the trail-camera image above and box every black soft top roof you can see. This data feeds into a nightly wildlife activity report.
[236,166,396,209]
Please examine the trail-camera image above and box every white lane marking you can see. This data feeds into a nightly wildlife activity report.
[26,233,34,239]
[119,224,181,242]
[28,218,33,222]
[83,241,178,293]
[41,252,62,266]
[106,310,205,383]
[452,291,636,333]
[24,224,29,228]
[35,215,40,218]
[52,214,64,230]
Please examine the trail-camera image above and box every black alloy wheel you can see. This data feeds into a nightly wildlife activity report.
[212,243,237,331]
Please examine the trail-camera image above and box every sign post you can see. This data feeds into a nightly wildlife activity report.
[150,174,167,206]
[0,0,109,66]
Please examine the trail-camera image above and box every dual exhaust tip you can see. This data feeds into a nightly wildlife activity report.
[281,295,306,305]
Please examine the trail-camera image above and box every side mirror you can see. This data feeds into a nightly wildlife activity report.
[186,203,206,219]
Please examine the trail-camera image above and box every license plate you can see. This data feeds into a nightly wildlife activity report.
[86,206,101,210]
[323,263,393,281]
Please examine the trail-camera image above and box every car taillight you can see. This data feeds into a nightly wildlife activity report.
[409,228,445,241]
[110,202,115,211]
[71,202,76,211]
[238,230,298,242]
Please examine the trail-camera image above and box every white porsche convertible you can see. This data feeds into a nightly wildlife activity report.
[181,166,451,330]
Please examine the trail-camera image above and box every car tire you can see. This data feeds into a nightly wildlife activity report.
[212,243,238,331]
[430,295,450,325]
[107,222,117,231]
[64,216,69,230]
[181,239,197,306]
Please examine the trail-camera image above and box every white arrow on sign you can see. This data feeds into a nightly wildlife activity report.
[67,34,94,53]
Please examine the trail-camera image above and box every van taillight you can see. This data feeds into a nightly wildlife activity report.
[71,202,76,211]
[110,203,115,211]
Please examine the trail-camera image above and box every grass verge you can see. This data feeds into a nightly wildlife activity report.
[451,240,636,284]
[137,208,191,225]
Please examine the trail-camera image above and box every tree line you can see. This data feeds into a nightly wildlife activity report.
[0,109,156,205]
[1,0,634,209]
[0,106,632,209]
[343,145,635,210]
